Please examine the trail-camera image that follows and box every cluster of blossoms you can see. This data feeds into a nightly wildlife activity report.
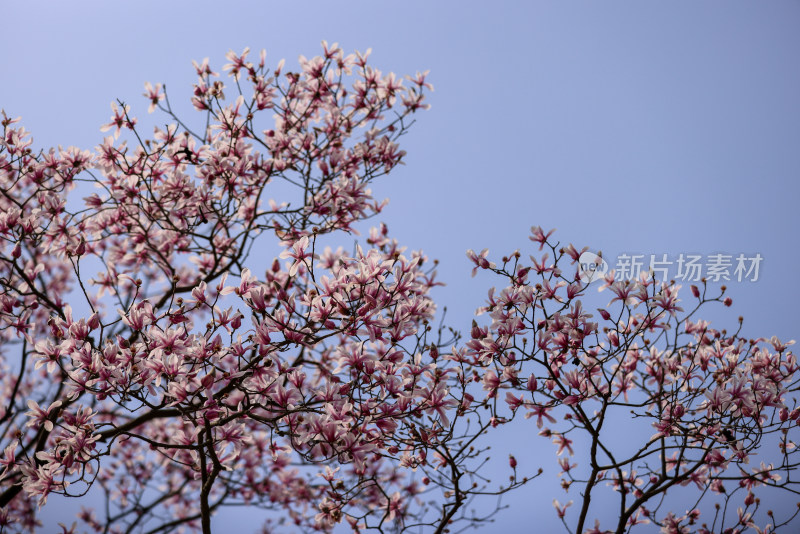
[0,44,530,534]
[0,43,797,534]
[466,231,799,533]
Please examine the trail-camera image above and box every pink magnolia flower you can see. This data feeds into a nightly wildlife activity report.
[99,102,135,139]
[553,498,573,519]
[25,400,62,433]
[280,236,313,276]
[526,403,556,429]
[219,267,258,297]
[142,82,164,113]
[222,47,252,79]
[553,434,574,456]
[466,248,495,277]
[530,225,555,250]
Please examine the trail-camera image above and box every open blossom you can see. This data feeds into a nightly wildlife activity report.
[553,434,574,456]
[222,47,252,78]
[530,225,555,249]
[99,101,135,138]
[142,82,164,113]
[553,499,573,519]
[0,444,16,481]
[219,267,258,296]
[25,400,62,433]
[20,460,63,507]
[466,248,495,276]
[280,236,313,276]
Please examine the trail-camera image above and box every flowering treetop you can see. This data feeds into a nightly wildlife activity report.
[0,43,797,534]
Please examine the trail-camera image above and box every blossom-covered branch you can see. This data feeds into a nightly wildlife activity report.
[466,229,799,533]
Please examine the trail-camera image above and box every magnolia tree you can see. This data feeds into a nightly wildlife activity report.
[0,44,798,534]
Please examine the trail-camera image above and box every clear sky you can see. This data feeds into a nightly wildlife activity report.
[2,1,799,532]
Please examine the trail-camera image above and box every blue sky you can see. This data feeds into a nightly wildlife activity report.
[3,1,799,531]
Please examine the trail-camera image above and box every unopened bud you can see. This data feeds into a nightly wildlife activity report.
[527,375,538,392]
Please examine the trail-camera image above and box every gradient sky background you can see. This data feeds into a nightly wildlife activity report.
[2,1,799,532]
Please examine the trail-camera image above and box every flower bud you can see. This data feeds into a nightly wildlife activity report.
[526,374,538,392]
